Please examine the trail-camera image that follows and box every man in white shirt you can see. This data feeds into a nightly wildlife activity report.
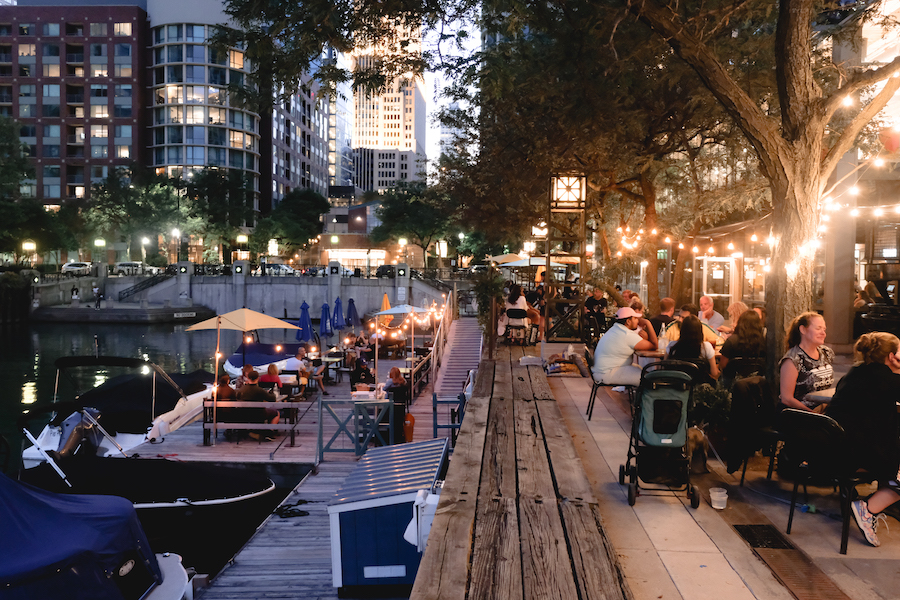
[592,307,658,386]
[699,295,725,330]
[283,347,308,372]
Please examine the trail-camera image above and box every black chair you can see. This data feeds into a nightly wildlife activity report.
[585,347,636,420]
[728,376,780,485]
[721,356,766,390]
[780,408,879,554]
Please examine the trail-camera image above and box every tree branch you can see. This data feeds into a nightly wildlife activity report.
[821,55,900,124]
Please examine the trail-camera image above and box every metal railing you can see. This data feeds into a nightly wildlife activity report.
[430,287,455,387]
[316,395,394,462]
[117,272,174,301]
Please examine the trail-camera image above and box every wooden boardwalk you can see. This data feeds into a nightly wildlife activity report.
[410,344,632,600]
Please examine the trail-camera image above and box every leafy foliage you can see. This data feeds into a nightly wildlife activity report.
[370,182,457,266]
[250,188,330,257]
[470,268,506,329]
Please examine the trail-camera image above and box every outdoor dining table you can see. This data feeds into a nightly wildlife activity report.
[805,387,837,404]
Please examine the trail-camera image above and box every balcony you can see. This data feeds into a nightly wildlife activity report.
[67,135,85,144]
[0,94,11,103]
[66,53,84,63]
[0,54,12,63]
[66,94,84,103]
[66,148,85,158]
[67,175,85,184]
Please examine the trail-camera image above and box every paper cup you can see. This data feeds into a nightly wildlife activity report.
[710,487,727,510]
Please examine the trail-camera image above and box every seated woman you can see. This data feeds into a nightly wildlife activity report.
[826,331,900,547]
[503,284,543,337]
[665,315,719,385]
[258,363,283,391]
[717,301,749,337]
[778,312,834,412]
[384,366,406,392]
[718,310,766,387]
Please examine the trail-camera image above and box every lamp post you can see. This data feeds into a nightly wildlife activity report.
[171,228,181,263]
[94,238,106,271]
[21,240,36,266]
[236,234,248,263]
[398,237,408,265]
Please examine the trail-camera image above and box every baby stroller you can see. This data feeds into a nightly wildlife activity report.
[504,308,531,345]
[619,361,701,508]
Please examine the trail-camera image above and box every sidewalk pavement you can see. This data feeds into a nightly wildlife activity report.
[545,356,899,600]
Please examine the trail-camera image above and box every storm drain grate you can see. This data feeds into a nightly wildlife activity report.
[733,524,795,549]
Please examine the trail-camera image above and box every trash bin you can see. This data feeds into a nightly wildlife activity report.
[328,438,449,594]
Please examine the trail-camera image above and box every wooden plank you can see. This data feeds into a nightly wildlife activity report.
[511,364,532,402]
[514,398,579,600]
[409,393,491,600]
[472,360,495,399]
[479,392,517,498]
[560,501,634,600]
[535,398,593,502]
[527,365,554,400]
[519,497,580,600]
[494,357,514,401]
[469,497,522,600]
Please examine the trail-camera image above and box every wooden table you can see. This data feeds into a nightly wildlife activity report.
[411,346,629,600]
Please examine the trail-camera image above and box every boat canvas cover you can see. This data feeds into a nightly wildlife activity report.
[0,472,161,600]
[73,368,214,434]
[227,342,307,369]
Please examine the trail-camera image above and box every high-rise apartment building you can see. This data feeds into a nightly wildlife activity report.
[0,2,146,207]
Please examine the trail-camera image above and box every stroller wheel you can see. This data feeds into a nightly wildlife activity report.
[618,464,626,486]
[627,482,637,506]
[689,485,701,509]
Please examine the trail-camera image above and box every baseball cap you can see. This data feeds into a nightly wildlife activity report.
[616,307,640,319]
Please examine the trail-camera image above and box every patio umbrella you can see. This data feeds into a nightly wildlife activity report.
[374,304,419,395]
[346,298,361,333]
[296,301,314,343]
[490,253,524,264]
[379,293,392,326]
[320,303,333,339]
[332,297,346,332]
[186,307,300,446]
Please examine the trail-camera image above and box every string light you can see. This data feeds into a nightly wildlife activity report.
[750,234,758,242]
[664,236,671,244]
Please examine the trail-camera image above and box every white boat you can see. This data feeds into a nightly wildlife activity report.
[21,356,214,469]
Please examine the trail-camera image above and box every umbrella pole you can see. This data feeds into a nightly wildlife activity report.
[213,316,221,447]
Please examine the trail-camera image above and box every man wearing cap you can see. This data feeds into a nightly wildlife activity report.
[592,306,658,386]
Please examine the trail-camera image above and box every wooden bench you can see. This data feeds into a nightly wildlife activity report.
[410,345,630,600]
[202,398,309,446]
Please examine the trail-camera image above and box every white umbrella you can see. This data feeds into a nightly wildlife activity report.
[187,308,300,446]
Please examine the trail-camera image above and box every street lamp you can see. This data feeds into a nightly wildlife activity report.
[21,240,36,265]
[398,238,408,263]
[235,234,248,262]
[94,238,106,266]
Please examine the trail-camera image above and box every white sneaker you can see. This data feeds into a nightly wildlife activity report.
[851,500,880,547]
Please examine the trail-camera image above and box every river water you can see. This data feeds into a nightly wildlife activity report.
[0,321,300,470]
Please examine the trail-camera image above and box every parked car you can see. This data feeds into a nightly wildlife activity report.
[61,262,91,276]
[114,261,149,276]
[301,266,324,276]
[375,264,396,278]
[469,264,489,275]
[264,264,297,276]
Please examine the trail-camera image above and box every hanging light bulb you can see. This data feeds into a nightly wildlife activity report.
[727,242,735,250]
[707,246,715,254]
[651,228,658,235]
[850,208,860,217]
[692,246,699,253]
[750,233,758,242]
[664,236,671,244]
[678,243,684,249]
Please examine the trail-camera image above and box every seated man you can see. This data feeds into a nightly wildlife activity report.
[699,295,725,330]
[664,303,722,346]
[592,307,658,387]
[350,359,376,387]
[648,297,676,335]
[237,370,280,440]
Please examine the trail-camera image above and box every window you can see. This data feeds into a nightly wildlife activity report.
[185,65,204,83]
[19,84,35,97]
[43,124,60,137]
[229,150,243,168]
[90,63,108,77]
[115,125,131,138]
[167,65,183,82]
[18,44,36,57]
[18,65,31,76]
[90,44,106,57]
[229,50,243,69]
[114,64,132,77]
[43,64,60,77]
[154,47,165,65]
[115,145,130,158]
[185,85,204,103]
[230,130,243,148]
[154,67,165,86]
[90,23,107,36]
[185,45,204,63]
[153,128,164,144]
[0,25,9,36]
[42,84,59,97]
[230,70,243,86]
[167,146,182,163]
[113,105,131,117]
[208,147,225,165]
[41,104,60,117]
[41,23,60,36]
[114,84,131,97]
[90,84,107,97]
[228,110,243,129]
[209,107,225,124]
[152,27,163,44]
[186,146,203,165]
[154,147,164,164]
[166,85,182,103]
[19,124,36,137]
[114,23,132,36]
[185,25,205,42]
[90,125,107,138]
[154,107,165,124]
[208,86,226,105]
[208,67,226,85]
[208,127,226,146]
[20,183,36,197]
[19,24,35,36]
[91,166,107,179]
[42,44,60,57]
[168,106,183,123]
[43,145,60,158]
[167,25,182,41]
[91,144,108,158]
[185,106,204,123]
[22,144,36,157]
[209,47,227,65]
[185,126,204,144]
[167,126,182,143]
[43,165,60,178]
[114,44,131,57]
[90,104,109,118]
[43,184,61,197]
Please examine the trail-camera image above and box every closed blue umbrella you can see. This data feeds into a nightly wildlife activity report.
[346,299,361,332]
[296,301,314,342]
[332,297,346,331]
[320,303,333,338]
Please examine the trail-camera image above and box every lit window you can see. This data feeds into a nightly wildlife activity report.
[115,145,131,158]
[18,44,36,57]
[114,23,132,36]
[90,125,108,138]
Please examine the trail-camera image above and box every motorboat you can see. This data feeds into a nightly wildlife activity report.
[222,341,305,378]
[0,471,192,600]
[21,356,215,469]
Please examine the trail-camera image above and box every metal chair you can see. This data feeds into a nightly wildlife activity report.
[780,408,879,554]
[584,347,635,420]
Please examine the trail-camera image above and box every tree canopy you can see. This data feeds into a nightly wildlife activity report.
[370,182,456,266]
[250,188,330,257]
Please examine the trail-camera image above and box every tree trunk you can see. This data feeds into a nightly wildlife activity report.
[671,220,702,305]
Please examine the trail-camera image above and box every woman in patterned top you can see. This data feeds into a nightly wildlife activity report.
[778,312,834,412]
